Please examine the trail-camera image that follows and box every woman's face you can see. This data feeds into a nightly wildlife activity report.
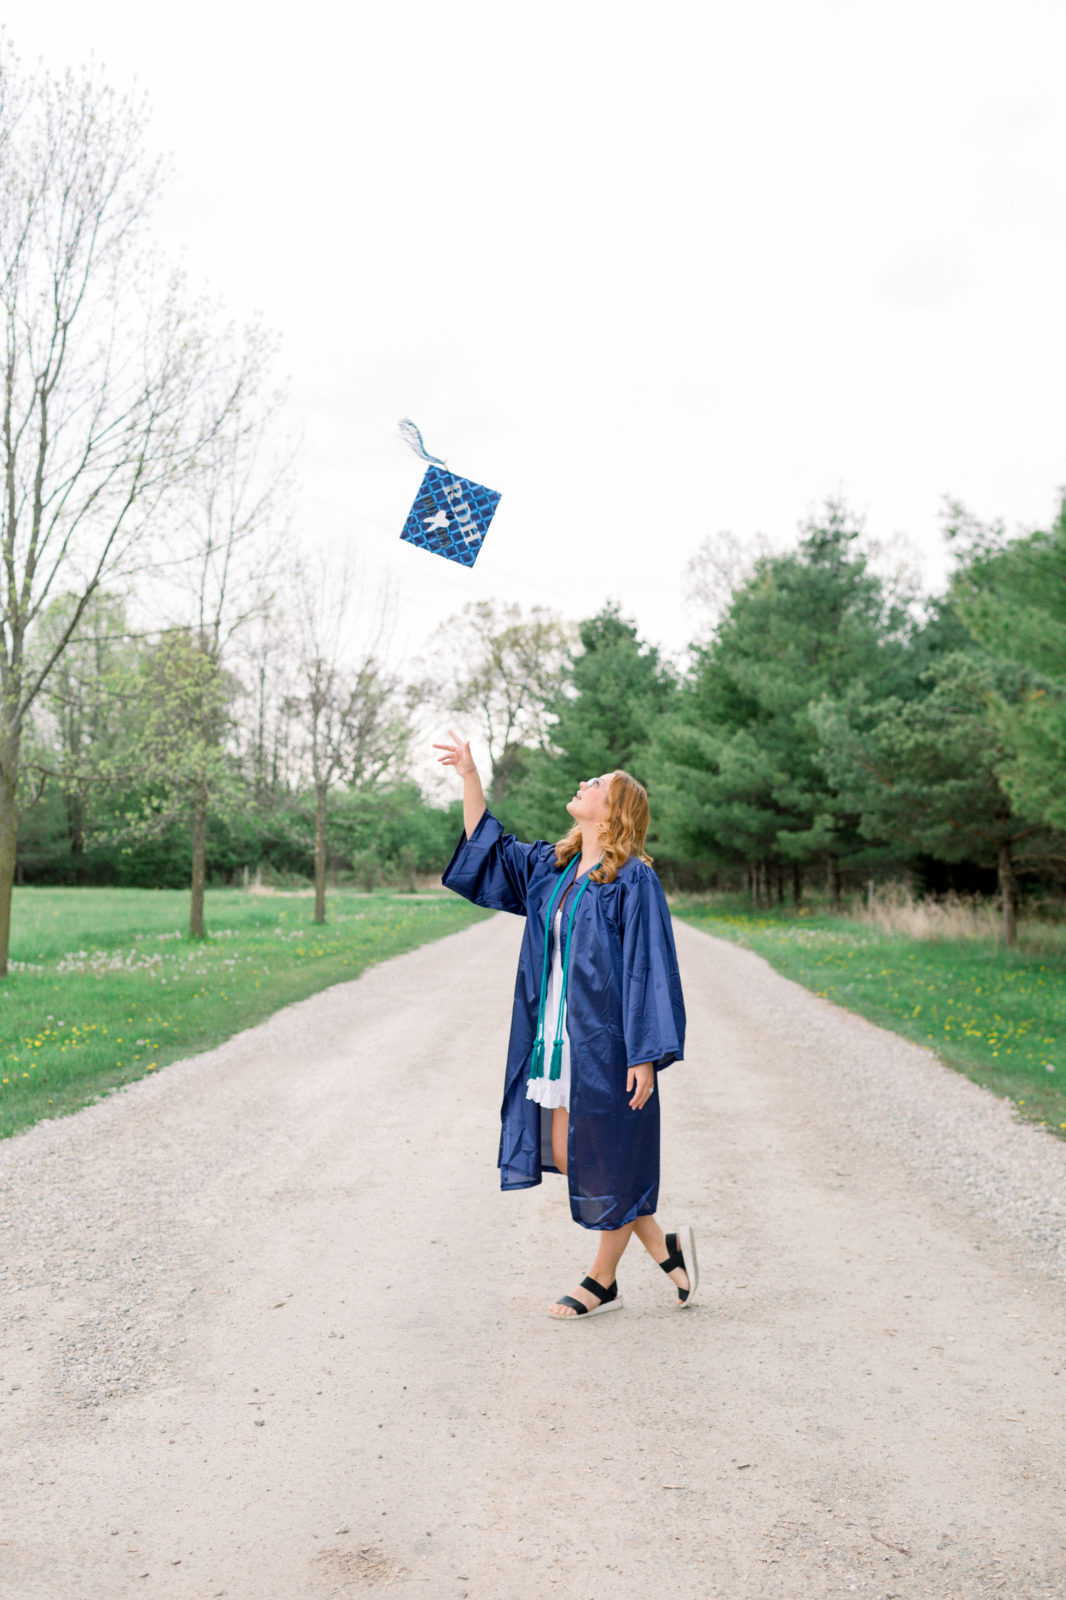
[566,772,615,826]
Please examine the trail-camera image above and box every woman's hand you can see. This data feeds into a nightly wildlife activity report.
[627,1063,655,1110]
[434,730,485,838]
[433,728,476,779]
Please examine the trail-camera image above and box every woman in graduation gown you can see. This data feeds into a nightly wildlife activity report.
[436,730,695,1320]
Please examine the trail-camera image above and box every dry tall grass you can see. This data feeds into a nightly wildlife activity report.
[854,883,1002,941]
[854,882,1066,958]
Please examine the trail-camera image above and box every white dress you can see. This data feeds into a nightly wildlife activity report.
[526,907,571,1111]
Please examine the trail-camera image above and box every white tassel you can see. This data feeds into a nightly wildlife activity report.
[397,418,447,466]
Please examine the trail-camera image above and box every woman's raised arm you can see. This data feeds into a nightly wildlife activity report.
[434,729,486,838]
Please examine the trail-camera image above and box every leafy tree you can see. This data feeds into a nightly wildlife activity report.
[950,495,1066,833]
[655,502,911,901]
[327,783,458,888]
[815,647,1063,944]
[265,783,459,889]
[550,602,674,777]
[122,628,241,925]
[503,602,675,841]
[652,713,786,895]
[21,593,135,880]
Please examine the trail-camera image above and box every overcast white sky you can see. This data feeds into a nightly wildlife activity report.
[6,0,1066,667]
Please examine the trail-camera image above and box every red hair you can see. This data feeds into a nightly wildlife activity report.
[554,770,652,884]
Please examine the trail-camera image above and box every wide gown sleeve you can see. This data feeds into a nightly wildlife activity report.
[441,809,555,915]
[620,867,686,1070]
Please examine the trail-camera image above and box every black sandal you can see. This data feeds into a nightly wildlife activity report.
[547,1275,623,1320]
[659,1227,699,1307]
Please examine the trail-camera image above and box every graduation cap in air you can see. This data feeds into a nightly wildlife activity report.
[397,419,501,568]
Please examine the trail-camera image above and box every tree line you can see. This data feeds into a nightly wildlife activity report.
[21,492,1065,951]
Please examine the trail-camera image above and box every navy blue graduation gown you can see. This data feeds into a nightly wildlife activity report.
[442,810,686,1231]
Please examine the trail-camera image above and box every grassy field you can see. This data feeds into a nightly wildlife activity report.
[673,898,1066,1138]
[0,887,489,1140]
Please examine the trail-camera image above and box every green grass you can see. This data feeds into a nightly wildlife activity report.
[0,887,489,1140]
[673,897,1066,1138]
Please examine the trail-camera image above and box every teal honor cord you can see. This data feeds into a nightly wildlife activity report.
[529,858,601,1082]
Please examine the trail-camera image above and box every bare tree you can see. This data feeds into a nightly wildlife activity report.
[682,528,777,634]
[139,362,288,938]
[0,46,271,970]
[684,520,921,642]
[289,558,410,924]
[239,607,297,811]
[420,600,575,798]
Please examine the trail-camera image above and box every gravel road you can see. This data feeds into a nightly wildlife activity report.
[1,914,1065,1600]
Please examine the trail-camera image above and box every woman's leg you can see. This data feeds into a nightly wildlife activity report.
[589,1223,636,1287]
[550,1106,568,1174]
[633,1213,690,1302]
[548,1109,638,1315]
[548,1222,635,1316]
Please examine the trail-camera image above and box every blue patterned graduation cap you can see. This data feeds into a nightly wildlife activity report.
[397,420,501,569]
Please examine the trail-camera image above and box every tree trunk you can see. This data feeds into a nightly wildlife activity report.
[255,661,267,805]
[749,863,757,907]
[775,863,785,905]
[0,755,20,978]
[66,790,86,884]
[190,781,208,939]
[314,782,327,925]
[997,840,1017,947]
[827,854,842,911]
[489,742,523,806]
[791,863,803,907]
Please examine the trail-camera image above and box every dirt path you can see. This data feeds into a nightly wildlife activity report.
[2,915,1065,1600]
